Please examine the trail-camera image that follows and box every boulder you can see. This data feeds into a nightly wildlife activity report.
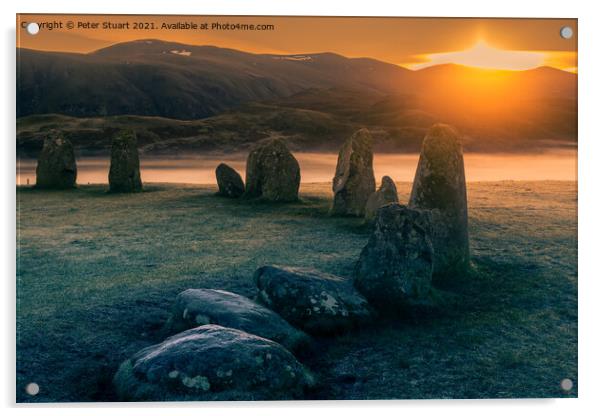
[164,289,310,352]
[354,204,434,312]
[114,325,314,401]
[254,265,372,334]
[35,132,77,189]
[331,128,376,216]
[364,176,399,221]
[409,124,469,277]
[215,163,244,198]
[109,130,142,193]
[244,139,300,201]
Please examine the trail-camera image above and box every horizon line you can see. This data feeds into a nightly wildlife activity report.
[17,38,578,74]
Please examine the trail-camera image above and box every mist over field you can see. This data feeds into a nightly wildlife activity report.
[17,150,577,186]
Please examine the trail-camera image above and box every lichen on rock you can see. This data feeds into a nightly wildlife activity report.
[331,128,376,216]
[254,265,373,334]
[364,175,399,221]
[113,325,314,401]
[409,123,469,278]
[108,130,142,193]
[354,203,434,313]
[164,288,310,352]
[35,131,77,189]
[244,138,300,202]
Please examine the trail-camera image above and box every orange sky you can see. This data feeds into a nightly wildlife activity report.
[16,14,577,72]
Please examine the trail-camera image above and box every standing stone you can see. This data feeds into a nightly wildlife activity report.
[35,132,76,189]
[364,176,399,221]
[215,163,244,198]
[409,124,469,277]
[109,130,142,193]
[244,139,300,202]
[354,204,434,312]
[331,129,376,216]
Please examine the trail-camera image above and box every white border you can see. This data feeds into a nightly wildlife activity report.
[3,1,601,415]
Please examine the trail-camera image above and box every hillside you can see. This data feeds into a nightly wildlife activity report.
[17,89,576,157]
[17,40,577,155]
[17,39,412,119]
[16,99,358,157]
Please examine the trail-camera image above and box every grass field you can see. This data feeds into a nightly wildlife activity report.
[16,181,577,401]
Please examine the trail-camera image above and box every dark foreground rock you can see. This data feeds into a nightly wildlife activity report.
[364,175,399,221]
[254,265,372,334]
[244,139,300,201]
[114,325,314,401]
[409,123,469,277]
[215,163,244,198]
[109,130,142,193]
[331,128,376,216]
[35,132,77,189]
[164,289,310,352]
[354,204,434,313]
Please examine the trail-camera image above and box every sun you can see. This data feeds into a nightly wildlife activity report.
[408,40,546,71]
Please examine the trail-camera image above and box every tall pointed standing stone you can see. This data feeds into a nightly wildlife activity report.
[409,124,469,277]
[109,130,142,193]
[331,128,376,216]
[35,131,77,189]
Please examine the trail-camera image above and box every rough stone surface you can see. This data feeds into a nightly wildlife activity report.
[164,289,310,352]
[109,130,142,193]
[254,265,373,334]
[113,325,314,401]
[409,123,469,277]
[215,163,244,198]
[364,176,399,221]
[354,203,434,312]
[331,128,376,216]
[244,139,300,201]
[35,132,77,189]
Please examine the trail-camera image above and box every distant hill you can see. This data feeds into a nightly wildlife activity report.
[17,39,412,119]
[17,39,577,155]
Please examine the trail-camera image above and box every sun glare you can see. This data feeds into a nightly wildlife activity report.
[408,40,547,71]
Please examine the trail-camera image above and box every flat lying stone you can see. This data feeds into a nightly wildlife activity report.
[114,325,314,401]
[254,265,373,334]
[165,289,310,352]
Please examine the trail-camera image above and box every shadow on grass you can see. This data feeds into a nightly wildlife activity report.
[16,184,576,401]
[17,184,169,197]
[16,251,573,402]
[171,191,371,229]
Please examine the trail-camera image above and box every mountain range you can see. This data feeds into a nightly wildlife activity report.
[17,39,577,155]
